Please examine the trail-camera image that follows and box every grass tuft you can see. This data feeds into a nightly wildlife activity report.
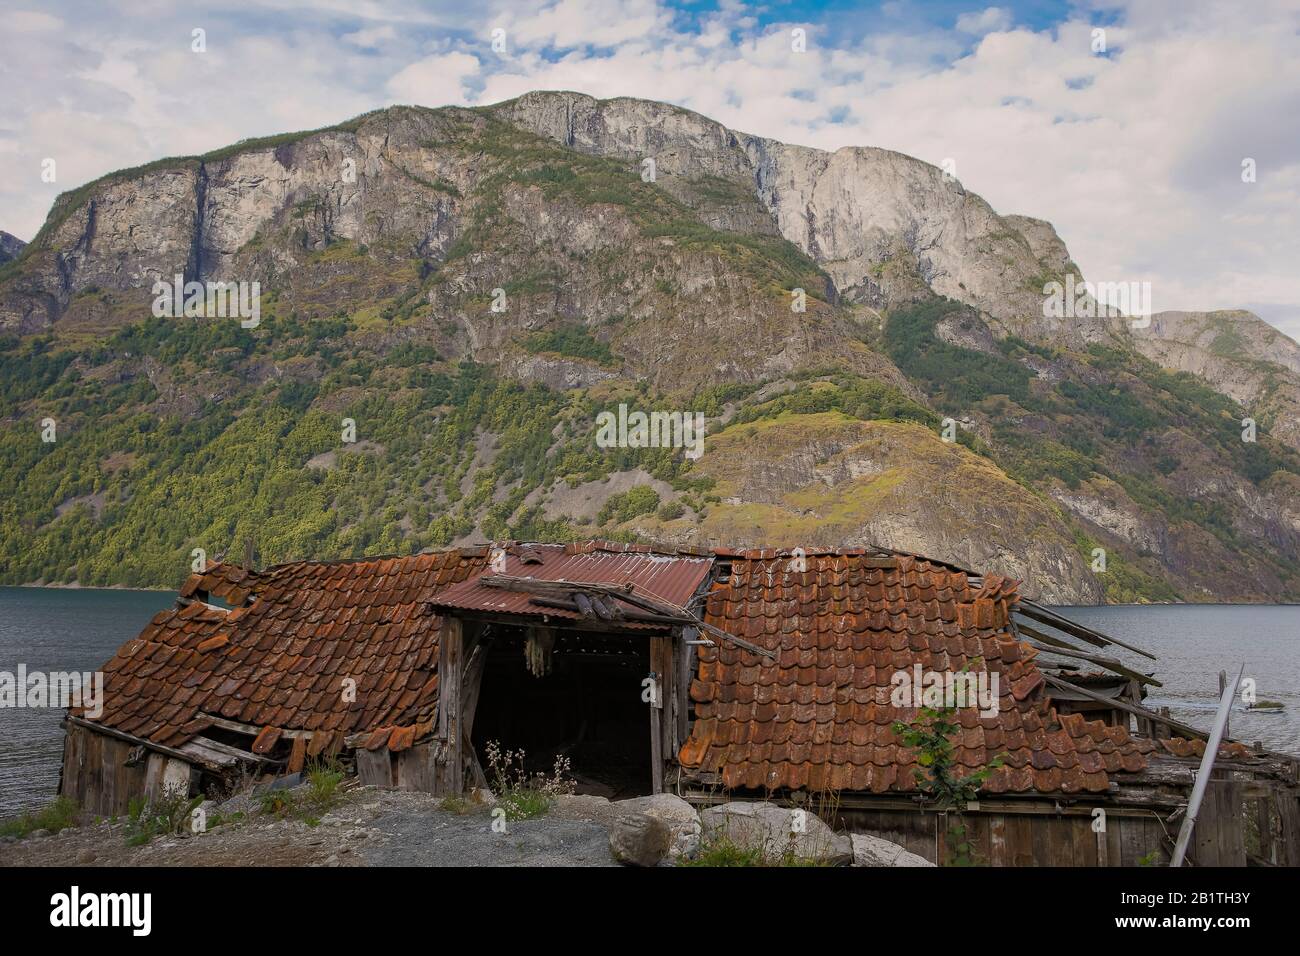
[0,796,80,838]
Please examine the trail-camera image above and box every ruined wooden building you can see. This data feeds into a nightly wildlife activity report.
[61,540,1300,865]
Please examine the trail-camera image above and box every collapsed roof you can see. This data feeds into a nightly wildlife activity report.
[69,539,1259,792]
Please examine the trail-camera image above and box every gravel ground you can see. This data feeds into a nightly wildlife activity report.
[0,788,620,868]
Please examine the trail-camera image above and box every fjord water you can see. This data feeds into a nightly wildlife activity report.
[1054,604,1299,757]
[0,588,1296,818]
[0,586,171,818]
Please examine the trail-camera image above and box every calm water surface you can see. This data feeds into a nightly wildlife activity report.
[1053,604,1299,757]
[0,589,1296,817]
[0,587,171,818]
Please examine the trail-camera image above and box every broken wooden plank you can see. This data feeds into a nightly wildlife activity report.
[1019,623,1161,687]
[1172,666,1243,866]
[180,736,277,767]
[485,574,778,660]
[1043,674,1210,741]
[1017,601,1157,661]
[199,713,318,740]
[356,747,394,789]
[66,716,215,770]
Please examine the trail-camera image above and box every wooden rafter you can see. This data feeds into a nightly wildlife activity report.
[479,574,778,660]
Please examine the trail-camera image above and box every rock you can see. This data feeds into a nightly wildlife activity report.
[850,833,935,867]
[255,773,303,794]
[699,802,852,865]
[27,829,50,840]
[613,793,700,861]
[76,848,98,864]
[0,230,24,267]
[215,791,257,817]
[609,812,673,867]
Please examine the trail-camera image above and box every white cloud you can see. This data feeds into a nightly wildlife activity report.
[343,25,398,49]
[508,0,670,49]
[387,52,482,104]
[956,7,1012,35]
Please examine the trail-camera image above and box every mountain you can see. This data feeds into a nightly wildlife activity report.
[0,91,1296,603]
[0,231,24,266]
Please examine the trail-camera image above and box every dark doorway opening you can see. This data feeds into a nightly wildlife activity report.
[471,625,652,799]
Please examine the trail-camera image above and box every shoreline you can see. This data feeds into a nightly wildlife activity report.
[5,583,174,594]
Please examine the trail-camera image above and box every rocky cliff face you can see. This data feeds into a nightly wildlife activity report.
[1128,310,1300,453]
[0,92,1296,602]
[499,92,1100,343]
[0,231,24,266]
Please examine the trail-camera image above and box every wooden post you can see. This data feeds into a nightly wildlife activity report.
[648,644,664,794]
[460,630,492,792]
[440,616,465,795]
[1096,819,1110,866]
[1128,680,1148,736]
[1172,665,1242,867]
[658,633,677,760]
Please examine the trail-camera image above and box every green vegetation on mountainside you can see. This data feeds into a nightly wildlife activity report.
[880,298,1300,597]
[0,312,738,587]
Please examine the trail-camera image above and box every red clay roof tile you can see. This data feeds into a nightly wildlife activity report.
[677,552,1164,797]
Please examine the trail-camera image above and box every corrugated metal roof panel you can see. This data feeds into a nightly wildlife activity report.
[428,543,714,625]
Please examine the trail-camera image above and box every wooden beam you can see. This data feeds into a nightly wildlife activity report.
[1016,602,1157,660]
[649,679,664,795]
[179,736,279,767]
[440,616,466,795]
[1019,627,1161,687]
[198,713,321,740]
[1172,665,1243,867]
[461,629,492,791]
[1043,674,1210,741]
[529,595,678,626]
[65,716,219,770]
[481,574,777,661]
[675,786,1179,817]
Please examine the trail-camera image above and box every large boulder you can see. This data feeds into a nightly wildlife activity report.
[614,793,701,862]
[850,833,936,867]
[609,812,673,867]
[699,802,852,865]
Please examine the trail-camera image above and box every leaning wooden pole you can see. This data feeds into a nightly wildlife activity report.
[1170,664,1243,867]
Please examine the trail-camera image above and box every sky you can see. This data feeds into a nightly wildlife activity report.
[1,0,1298,339]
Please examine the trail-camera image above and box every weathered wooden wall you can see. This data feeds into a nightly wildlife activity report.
[833,805,1176,866]
[356,742,437,792]
[59,723,152,816]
